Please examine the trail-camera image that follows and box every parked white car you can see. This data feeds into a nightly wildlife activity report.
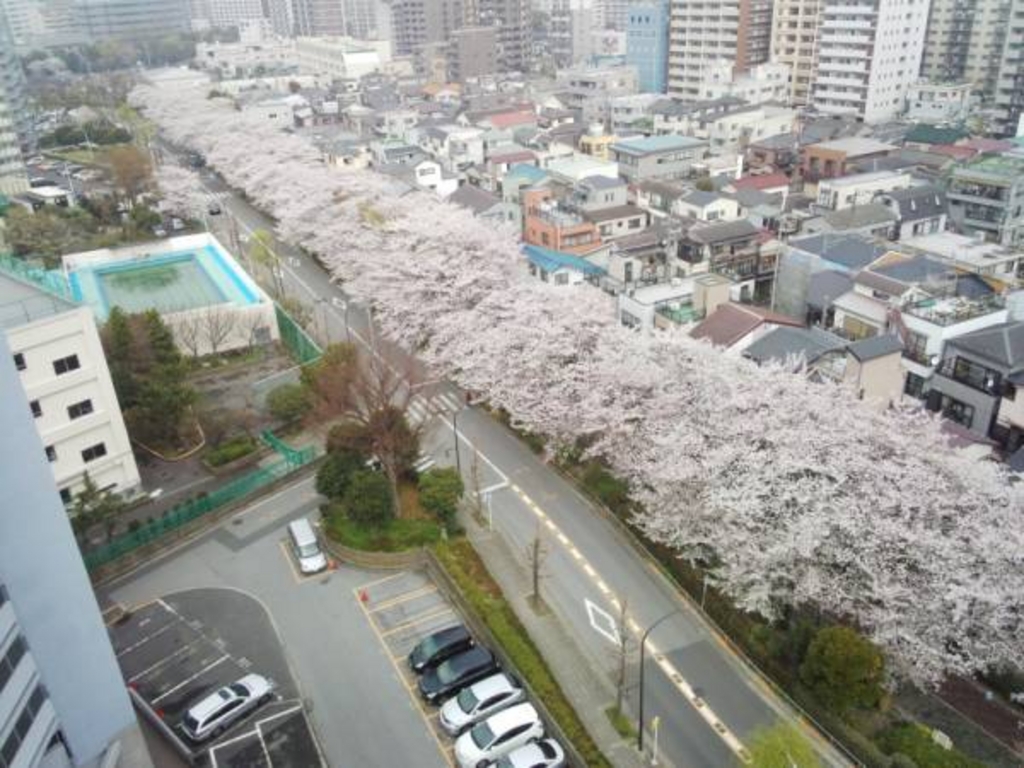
[454,702,543,768]
[440,673,524,736]
[488,738,566,768]
[180,674,274,742]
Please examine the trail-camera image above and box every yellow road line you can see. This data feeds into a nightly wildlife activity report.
[367,586,438,613]
[356,571,410,591]
[377,607,456,638]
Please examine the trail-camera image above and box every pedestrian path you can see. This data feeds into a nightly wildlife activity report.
[406,392,464,428]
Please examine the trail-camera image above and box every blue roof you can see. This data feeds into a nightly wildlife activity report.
[612,134,705,155]
[506,163,548,184]
[523,245,606,276]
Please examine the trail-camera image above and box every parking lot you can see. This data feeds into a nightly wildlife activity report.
[108,592,323,767]
[354,571,465,765]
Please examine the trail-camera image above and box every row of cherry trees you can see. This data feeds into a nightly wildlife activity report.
[137,73,1024,686]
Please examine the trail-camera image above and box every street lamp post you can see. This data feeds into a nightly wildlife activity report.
[638,610,680,754]
[452,409,462,476]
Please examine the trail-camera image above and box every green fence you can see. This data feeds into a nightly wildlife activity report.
[83,437,319,571]
[0,252,75,302]
[276,303,322,365]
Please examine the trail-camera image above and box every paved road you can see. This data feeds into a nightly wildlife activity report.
[102,476,449,768]
[167,149,852,768]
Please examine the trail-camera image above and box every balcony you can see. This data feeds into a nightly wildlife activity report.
[656,302,705,325]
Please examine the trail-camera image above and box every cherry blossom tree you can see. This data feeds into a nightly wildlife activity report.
[132,73,1024,686]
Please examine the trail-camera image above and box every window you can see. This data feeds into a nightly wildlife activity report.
[81,443,107,463]
[0,636,27,695]
[59,488,72,505]
[52,355,80,376]
[940,395,974,428]
[67,399,94,420]
[13,353,25,371]
[0,683,46,767]
[29,401,41,419]
[45,445,56,463]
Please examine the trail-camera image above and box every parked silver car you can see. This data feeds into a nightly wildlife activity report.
[180,674,274,742]
[440,673,524,735]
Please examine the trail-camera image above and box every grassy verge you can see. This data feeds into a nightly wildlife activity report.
[204,435,258,467]
[604,706,637,739]
[325,508,441,552]
[433,539,612,768]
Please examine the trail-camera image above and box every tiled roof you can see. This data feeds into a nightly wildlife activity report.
[789,233,889,270]
[448,185,501,215]
[688,219,760,244]
[730,173,790,191]
[847,334,903,362]
[523,245,606,276]
[821,202,897,230]
[611,134,706,155]
[904,124,970,145]
[947,322,1024,370]
[744,326,846,366]
[690,303,802,347]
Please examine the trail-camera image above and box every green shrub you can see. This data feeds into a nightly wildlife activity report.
[581,461,631,514]
[418,467,464,528]
[434,540,612,768]
[324,505,440,551]
[878,724,985,768]
[801,626,884,714]
[315,449,366,499]
[266,382,311,423]
[205,435,257,467]
[343,470,393,527]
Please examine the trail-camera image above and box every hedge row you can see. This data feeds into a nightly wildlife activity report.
[433,540,612,768]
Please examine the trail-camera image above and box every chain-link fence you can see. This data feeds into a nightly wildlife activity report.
[83,436,319,571]
[275,303,322,365]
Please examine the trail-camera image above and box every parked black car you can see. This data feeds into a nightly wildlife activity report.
[418,647,500,704]
[409,625,474,673]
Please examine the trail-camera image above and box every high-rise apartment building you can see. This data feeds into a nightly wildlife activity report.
[769,0,819,105]
[626,1,669,93]
[809,0,928,123]
[921,0,1011,103]
[666,0,773,99]
[478,0,529,71]
[549,0,595,67]
[0,10,26,196]
[0,333,152,768]
[292,0,345,35]
[387,0,465,56]
[449,25,498,80]
[993,0,1024,135]
[73,0,191,40]
[0,0,84,51]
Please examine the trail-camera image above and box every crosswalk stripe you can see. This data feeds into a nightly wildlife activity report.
[414,455,435,472]
[438,393,462,412]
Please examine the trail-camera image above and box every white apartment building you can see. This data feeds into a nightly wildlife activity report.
[904,80,972,122]
[667,0,773,99]
[697,61,792,103]
[1,275,140,505]
[814,170,912,211]
[194,37,298,77]
[0,334,152,768]
[809,0,929,123]
[0,96,25,197]
[295,36,391,80]
[770,0,820,105]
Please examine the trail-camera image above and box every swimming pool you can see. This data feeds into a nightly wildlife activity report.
[69,244,259,321]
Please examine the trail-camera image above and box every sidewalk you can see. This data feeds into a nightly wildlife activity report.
[462,511,647,768]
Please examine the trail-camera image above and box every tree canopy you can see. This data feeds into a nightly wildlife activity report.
[137,76,1024,686]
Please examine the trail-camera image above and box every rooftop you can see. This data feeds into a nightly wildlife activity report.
[448,184,501,215]
[584,204,646,223]
[946,321,1024,370]
[807,270,854,308]
[903,124,970,146]
[902,231,1022,268]
[788,233,889,270]
[691,302,802,347]
[744,325,846,366]
[523,245,606,277]
[821,170,906,188]
[952,153,1024,181]
[729,172,790,191]
[611,134,706,155]
[821,203,897,231]
[902,293,1006,327]
[688,219,760,244]
[678,190,722,207]
[847,334,903,362]
[0,269,77,332]
[809,137,896,156]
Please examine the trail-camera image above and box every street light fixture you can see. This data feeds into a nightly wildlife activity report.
[637,609,680,754]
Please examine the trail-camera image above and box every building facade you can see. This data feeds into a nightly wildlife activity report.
[1,276,141,503]
[626,1,669,93]
[0,333,152,768]
[74,0,191,40]
[920,0,1012,105]
[667,0,773,99]
[993,0,1024,136]
[0,0,84,51]
[809,0,929,123]
[769,0,819,105]
[449,26,498,81]
[478,0,529,71]
[946,154,1024,247]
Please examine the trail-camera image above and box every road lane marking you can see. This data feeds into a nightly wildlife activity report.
[507,486,752,762]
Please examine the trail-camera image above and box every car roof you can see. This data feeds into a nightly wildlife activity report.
[506,739,562,767]
[486,702,537,732]
[427,624,470,644]
[467,672,516,699]
[188,686,237,720]
[447,646,493,669]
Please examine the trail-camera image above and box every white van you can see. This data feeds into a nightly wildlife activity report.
[288,518,328,574]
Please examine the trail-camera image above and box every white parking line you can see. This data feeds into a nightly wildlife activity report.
[115,620,176,658]
[128,639,202,683]
[151,655,230,705]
